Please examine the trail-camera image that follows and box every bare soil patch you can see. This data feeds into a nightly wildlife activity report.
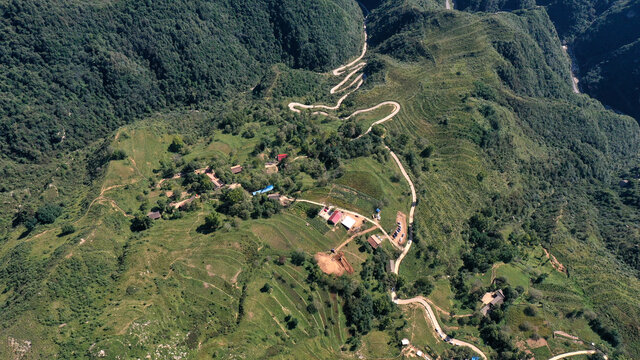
[526,337,548,349]
[543,248,567,274]
[265,163,279,174]
[315,252,345,276]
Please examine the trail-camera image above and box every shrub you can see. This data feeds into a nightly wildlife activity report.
[110,149,127,160]
[307,303,318,314]
[519,322,532,331]
[524,305,537,317]
[291,251,306,266]
[420,145,434,158]
[36,204,63,224]
[60,224,76,236]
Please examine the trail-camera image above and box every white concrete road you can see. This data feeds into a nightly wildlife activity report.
[548,350,603,360]
[286,15,488,360]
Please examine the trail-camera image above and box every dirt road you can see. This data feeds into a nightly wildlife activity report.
[292,198,400,250]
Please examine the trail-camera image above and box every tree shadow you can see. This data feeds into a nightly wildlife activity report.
[195,224,215,234]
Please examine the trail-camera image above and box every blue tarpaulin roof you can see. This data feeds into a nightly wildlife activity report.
[252,185,274,196]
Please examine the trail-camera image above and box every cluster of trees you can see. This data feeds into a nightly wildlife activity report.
[300,245,401,349]
[217,188,282,220]
[13,203,63,233]
[478,284,528,360]
[461,211,517,273]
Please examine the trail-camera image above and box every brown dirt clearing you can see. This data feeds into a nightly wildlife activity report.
[315,252,345,276]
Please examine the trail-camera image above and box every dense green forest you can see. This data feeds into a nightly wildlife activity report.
[454,0,640,121]
[0,0,362,163]
[573,0,640,121]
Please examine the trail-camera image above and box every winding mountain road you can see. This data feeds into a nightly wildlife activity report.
[286,10,601,360]
[548,350,601,360]
[286,16,488,359]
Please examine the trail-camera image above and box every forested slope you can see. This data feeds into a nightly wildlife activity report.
[365,2,640,356]
[0,0,362,163]
[454,0,640,122]
[573,0,640,120]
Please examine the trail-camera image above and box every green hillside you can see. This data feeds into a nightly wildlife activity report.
[454,0,640,122]
[0,0,362,177]
[1,0,639,359]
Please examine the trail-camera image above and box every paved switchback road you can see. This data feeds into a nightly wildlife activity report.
[548,350,602,360]
[286,15,488,360]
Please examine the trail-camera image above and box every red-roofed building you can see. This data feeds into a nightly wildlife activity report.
[277,154,288,162]
[328,211,343,225]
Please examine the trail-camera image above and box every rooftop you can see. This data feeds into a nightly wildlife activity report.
[230,165,243,174]
[341,215,356,229]
[328,211,343,224]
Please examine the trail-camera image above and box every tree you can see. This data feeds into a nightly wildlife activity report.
[371,125,385,137]
[222,188,245,207]
[291,251,306,266]
[413,277,434,296]
[524,305,537,317]
[60,224,76,236]
[36,204,63,224]
[24,217,38,232]
[260,283,272,293]
[203,212,222,232]
[286,317,298,329]
[168,136,185,153]
[189,174,214,194]
[130,213,152,232]
[589,353,607,360]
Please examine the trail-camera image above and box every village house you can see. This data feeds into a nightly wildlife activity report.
[318,207,332,220]
[341,215,356,230]
[367,235,382,249]
[328,211,343,225]
[480,289,505,316]
[147,211,161,220]
[277,154,288,162]
[230,165,243,174]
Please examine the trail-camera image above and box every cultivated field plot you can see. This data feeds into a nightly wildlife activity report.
[303,156,410,231]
